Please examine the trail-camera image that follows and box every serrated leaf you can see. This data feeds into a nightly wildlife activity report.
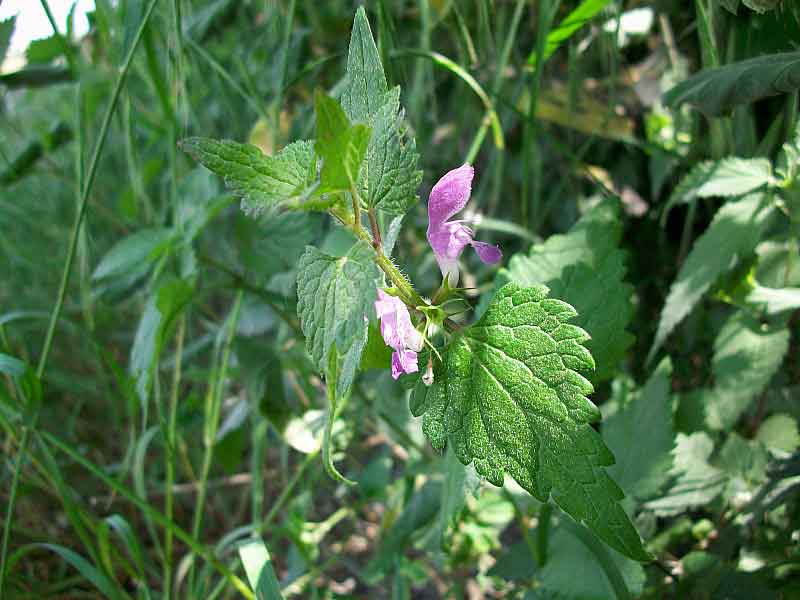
[717,433,769,489]
[0,17,16,65]
[663,51,800,116]
[503,200,634,382]
[602,358,675,501]
[341,7,388,123]
[340,9,421,215]
[180,137,316,214]
[649,194,773,361]
[643,432,726,516]
[411,282,649,561]
[661,158,773,225]
[362,87,422,214]
[314,90,371,192]
[296,240,381,396]
[705,312,789,431]
[26,35,65,64]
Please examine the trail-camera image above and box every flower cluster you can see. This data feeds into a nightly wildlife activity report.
[375,289,423,379]
[376,164,501,378]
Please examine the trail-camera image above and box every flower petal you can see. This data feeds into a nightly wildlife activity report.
[471,241,502,265]
[427,164,474,229]
[391,349,419,379]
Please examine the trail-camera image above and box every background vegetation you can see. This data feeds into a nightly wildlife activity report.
[1,0,800,598]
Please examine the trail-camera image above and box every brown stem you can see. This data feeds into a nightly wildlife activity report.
[368,207,383,250]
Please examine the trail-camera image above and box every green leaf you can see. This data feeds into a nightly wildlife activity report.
[31,543,126,600]
[0,17,16,65]
[527,0,612,68]
[296,240,382,396]
[314,90,372,192]
[717,433,769,490]
[705,312,789,431]
[340,8,421,214]
[661,158,774,226]
[745,284,800,315]
[341,6,389,123]
[238,539,284,600]
[663,51,800,116]
[649,194,773,362]
[537,521,646,600]
[362,87,422,214]
[757,414,800,453]
[26,35,65,64]
[0,353,25,378]
[130,278,194,404]
[359,324,392,371]
[92,228,173,281]
[602,359,675,501]
[643,432,727,516]
[180,137,316,214]
[776,121,800,182]
[411,282,649,561]
[503,200,634,382]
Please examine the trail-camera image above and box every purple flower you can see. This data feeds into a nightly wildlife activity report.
[375,289,424,379]
[426,164,502,286]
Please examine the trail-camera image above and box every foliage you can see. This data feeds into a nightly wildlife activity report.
[1,1,799,599]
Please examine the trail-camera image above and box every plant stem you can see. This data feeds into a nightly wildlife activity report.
[163,316,185,599]
[190,289,243,593]
[0,1,161,594]
[368,207,383,250]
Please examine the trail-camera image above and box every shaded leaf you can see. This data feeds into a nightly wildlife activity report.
[341,6,388,123]
[757,414,800,453]
[649,194,773,362]
[411,283,649,561]
[0,17,15,65]
[92,228,173,281]
[602,358,675,501]
[644,432,727,516]
[238,539,284,600]
[661,158,774,226]
[705,312,789,431]
[527,0,612,67]
[663,51,800,116]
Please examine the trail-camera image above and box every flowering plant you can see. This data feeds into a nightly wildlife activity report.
[183,7,650,564]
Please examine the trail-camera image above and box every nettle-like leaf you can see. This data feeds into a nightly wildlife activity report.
[503,200,633,382]
[411,283,650,561]
[341,7,422,214]
[602,358,675,502]
[180,137,316,214]
[661,157,774,226]
[705,312,789,431]
[296,240,382,396]
[663,51,800,116]
[314,90,371,192]
[649,194,773,362]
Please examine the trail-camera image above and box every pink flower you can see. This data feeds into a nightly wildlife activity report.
[426,164,502,286]
[375,289,423,379]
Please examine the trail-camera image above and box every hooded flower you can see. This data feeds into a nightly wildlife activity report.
[426,164,502,286]
[375,289,424,379]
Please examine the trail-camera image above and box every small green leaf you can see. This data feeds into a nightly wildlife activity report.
[341,6,389,123]
[661,158,774,226]
[180,137,316,214]
[130,278,194,404]
[705,312,789,431]
[757,414,800,453]
[0,17,16,65]
[0,353,25,378]
[649,194,773,362]
[412,282,649,561]
[296,240,382,396]
[32,544,126,600]
[238,538,284,600]
[663,51,800,116]
[503,200,634,382]
[776,121,800,182]
[602,358,675,501]
[527,0,612,68]
[643,432,727,516]
[314,90,372,192]
[26,35,66,64]
[92,228,173,281]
